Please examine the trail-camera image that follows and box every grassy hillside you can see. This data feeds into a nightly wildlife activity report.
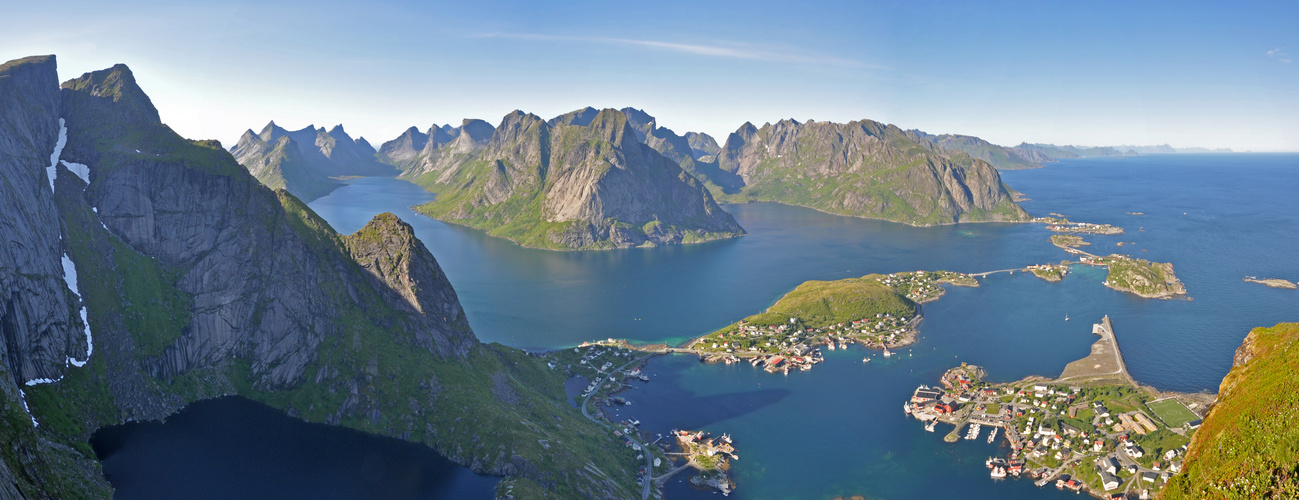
[724,276,917,331]
[1162,322,1299,499]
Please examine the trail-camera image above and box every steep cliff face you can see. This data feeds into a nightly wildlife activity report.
[1162,323,1299,499]
[398,108,745,250]
[2,56,640,499]
[231,121,397,201]
[0,54,112,500]
[713,118,1029,225]
[0,55,87,385]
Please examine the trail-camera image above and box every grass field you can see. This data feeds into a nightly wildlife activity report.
[1148,398,1198,427]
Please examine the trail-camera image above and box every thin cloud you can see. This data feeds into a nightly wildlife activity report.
[475,33,885,70]
[1266,48,1291,63]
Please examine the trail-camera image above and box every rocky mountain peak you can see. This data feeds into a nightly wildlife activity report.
[548,106,600,127]
[343,212,475,358]
[59,63,161,132]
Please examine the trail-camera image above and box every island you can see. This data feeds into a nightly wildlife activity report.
[904,316,1211,499]
[1243,277,1297,290]
[1036,216,1125,235]
[1082,254,1187,299]
[681,271,978,372]
[1028,262,1072,282]
[1050,234,1091,250]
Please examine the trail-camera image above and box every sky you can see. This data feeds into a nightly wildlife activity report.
[4,0,1297,151]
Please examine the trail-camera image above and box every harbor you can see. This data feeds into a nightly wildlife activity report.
[903,316,1210,499]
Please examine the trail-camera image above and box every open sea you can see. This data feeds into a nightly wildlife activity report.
[95,154,1299,499]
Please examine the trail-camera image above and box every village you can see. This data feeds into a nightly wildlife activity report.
[679,270,981,373]
[903,319,1205,499]
[1035,214,1125,235]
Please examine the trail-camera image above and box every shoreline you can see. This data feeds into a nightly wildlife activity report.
[905,316,1214,500]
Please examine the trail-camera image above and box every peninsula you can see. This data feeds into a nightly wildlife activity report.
[905,316,1210,499]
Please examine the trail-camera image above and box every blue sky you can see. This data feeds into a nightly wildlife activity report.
[5,1,1297,151]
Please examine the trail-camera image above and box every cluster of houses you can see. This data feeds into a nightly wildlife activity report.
[905,366,1194,497]
[1036,216,1125,235]
[874,271,961,303]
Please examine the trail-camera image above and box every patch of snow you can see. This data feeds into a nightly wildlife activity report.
[59,253,93,367]
[18,390,38,427]
[60,253,79,296]
[61,160,91,185]
[46,118,67,191]
[24,377,61,386]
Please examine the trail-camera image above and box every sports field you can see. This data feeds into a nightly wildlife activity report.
[1147,398,1198,427]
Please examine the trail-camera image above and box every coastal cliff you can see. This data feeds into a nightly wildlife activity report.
[394,108,745,250]
[1,56,639,499]
[1162,322,1299,499]
[712,119,1030,225]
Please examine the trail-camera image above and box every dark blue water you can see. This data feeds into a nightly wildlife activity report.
[91,396,498,500]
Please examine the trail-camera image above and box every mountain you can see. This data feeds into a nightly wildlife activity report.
[710,118,1030,225]
[394,108,745,250]
[685,131,721,159]
[1163,322,1299,499]
[918,132,1044,170]
[231,122,398,201]
[619,107,744,193]
[0,54,110,499]
[0,56,639,499]
[1010,143,1133,161]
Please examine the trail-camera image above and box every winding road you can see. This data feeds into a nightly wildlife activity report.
[580,354,658,500]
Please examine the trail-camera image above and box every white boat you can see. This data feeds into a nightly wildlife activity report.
[883,348,893,357]
[827,341,836,351]
[903,402,912,415]
[862,357,871,363]
[925,421,937,432]
[965,423,982,440]
[991,466,1007,478]
[1065,314,1069,321]
[987,427,998,443]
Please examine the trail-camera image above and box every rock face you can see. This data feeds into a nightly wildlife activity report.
[0,55,87,384]
[342,213,474,358]
[393,108,745,250]
[231,121,397,201]
[713,119,1030,225]
[1,56,641,500]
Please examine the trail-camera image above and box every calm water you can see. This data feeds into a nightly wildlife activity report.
[98,154,1298,499]
[92,396,498,500]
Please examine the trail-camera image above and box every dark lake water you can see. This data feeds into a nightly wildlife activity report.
[98,153,1298,499]
[91,396,499,500]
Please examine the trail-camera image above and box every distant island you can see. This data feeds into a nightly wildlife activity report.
[1242,277,1297,289]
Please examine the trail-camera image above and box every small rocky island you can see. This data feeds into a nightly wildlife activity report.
[1243,277,1297,289]
[674,430,738,495]
[1085,254,1187,299]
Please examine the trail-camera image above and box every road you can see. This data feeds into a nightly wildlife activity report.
[580,354,658,500]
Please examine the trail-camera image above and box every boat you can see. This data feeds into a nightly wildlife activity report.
[991,466,1007,478]
[826,341,836,351]
[903,402,912,415]
[925,420,937,432]
[862,357,871,363]
[1065,314,1069,321]
[987,427,998,443]
[883,348,893,357]
[965,423,982,440]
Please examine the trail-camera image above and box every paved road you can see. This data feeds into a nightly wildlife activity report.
[580,354,657,500]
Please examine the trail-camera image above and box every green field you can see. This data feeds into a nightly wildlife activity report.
[1147,398,1198,427]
